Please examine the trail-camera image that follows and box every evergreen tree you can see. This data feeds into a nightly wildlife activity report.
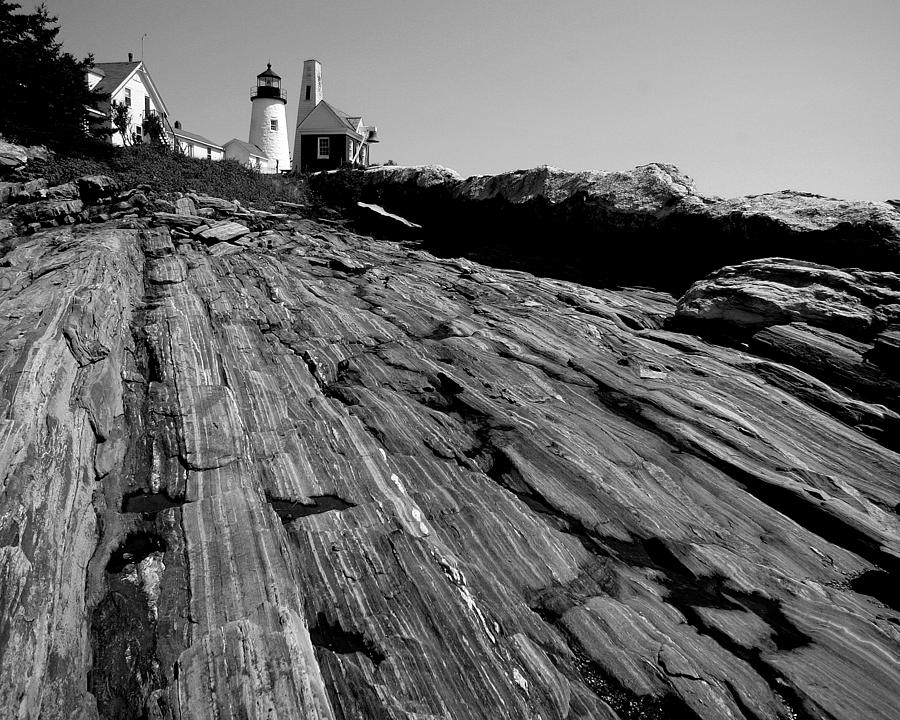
[0,1,103,147]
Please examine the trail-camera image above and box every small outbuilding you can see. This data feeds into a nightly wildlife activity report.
[170,124,224,160]
[223,139,271,172]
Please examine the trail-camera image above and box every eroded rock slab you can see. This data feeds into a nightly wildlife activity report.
[0,205,898,720]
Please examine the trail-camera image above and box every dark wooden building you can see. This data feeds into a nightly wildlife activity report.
[294,101,377,172]
[292,59,377,172]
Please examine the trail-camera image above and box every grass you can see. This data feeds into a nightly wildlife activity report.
[24,143,310,208]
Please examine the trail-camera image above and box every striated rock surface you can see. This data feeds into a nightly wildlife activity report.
[676,258,900,336]
[675,258,900,447]
[0,180,899,720]
[310,165,900,292]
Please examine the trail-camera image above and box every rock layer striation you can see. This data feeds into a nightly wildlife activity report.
[0,175,898,720]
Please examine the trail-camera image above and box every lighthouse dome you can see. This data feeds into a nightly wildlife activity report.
[257,63,281,80]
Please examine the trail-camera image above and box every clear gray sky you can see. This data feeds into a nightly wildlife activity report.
[44,0,899,200]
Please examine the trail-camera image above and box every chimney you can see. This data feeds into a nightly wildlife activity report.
[128,52,133,62]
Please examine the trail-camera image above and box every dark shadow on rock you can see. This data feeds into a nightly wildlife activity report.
[850,570,900,612]
[307,610,385,666]
[268,494,355,524]
[122,489,186,515]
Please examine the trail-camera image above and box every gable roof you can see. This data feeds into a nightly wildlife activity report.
[297,101,365,138]
[223,139,266,157]
[328,103,366,134]
[91,60,171,119]
[173,128,223,150]
[346,116,364,133]
[92,61,141,96]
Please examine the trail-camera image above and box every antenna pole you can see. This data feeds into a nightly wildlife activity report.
[141,33,148,60]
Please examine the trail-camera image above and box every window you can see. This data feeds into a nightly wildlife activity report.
[270,119,278,131]
[145,96,150,117]
[305,86,311,101]
[207,148,212,160]
[317,137,329,158]
[124,88,131,107]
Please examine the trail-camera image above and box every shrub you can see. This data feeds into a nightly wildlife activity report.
[26,144,311,207]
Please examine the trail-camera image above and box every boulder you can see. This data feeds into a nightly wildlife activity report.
[192,220,250,243]
[76,174,119,203]
[152,212,207,228]
[675,258,900,437]
[46,182,80,200]
[151,198,176,214]
[0,139,29,170]
[13,178,48,202]
[675,258,900,337]
[193,195,237,213]
[174,197,197,216]
[16,198,84,223]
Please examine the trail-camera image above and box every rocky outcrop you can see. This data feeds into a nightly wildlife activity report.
[310,165,900,292]
[0,139,49,172]
[676,258,900,337]
[1,174,899,720]
[675,257,900,446]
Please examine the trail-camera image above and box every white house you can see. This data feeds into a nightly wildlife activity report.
[223,139,270,172]
[89,56,221,161]
[171,122,224,161]
[89,55,171,145]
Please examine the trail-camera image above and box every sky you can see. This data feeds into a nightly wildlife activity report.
[42,0,900,200]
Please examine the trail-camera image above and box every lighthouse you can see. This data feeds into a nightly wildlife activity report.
[249,63,290,173]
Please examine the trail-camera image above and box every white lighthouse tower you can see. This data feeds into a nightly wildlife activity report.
[249,63,290,173]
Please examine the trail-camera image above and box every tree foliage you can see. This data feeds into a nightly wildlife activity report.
[0,1,104,147]
[142,113,165,145]
[110,100,132,146]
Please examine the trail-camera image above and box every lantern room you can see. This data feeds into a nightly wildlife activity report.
[251,63,286,102]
